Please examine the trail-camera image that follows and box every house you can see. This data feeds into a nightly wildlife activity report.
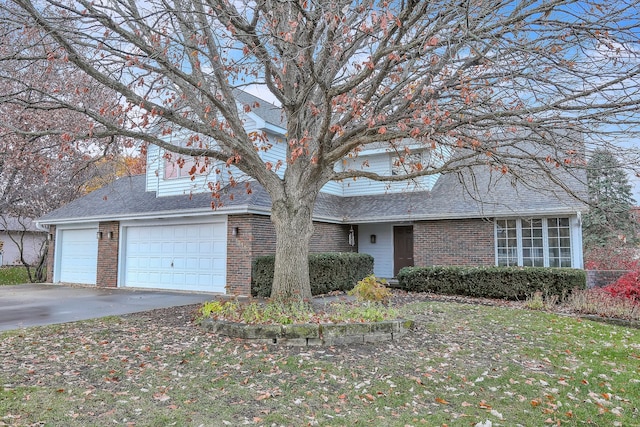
[37,92,588,294]
[0,216,46,267]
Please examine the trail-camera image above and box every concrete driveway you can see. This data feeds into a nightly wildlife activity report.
[0,284,216,331]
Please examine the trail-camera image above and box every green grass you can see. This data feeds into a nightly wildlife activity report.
[0,266,30,285]
[1,301,638,426]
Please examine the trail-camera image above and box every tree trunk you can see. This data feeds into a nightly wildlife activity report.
[269,196,316,302]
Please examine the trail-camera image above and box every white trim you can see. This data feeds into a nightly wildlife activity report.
[494,216,578,268]
[245,111,286,134]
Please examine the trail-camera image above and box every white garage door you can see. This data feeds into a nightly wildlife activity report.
[124,221,226,292]
[58,228,98,285]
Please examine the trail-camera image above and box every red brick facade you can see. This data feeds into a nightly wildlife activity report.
[226,214,357,295]
[413,218,495,266]
[96,221,119,288]
[46,215,496,293]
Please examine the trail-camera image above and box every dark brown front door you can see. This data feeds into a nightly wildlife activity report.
[394,226,414,276]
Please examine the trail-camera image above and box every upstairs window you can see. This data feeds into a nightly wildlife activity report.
[495,218,572,268]
[391,151,429,176]
[163,152,209,180]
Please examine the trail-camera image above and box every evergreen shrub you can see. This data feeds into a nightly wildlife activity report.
[251,252,374,297]
[396,266,586,300]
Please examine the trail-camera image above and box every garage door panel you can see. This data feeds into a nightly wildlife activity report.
[124,221,226,292]
[58,228,98,285]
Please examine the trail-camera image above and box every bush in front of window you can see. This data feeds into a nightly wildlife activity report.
[251,252,374,298]
[396,266,586,300]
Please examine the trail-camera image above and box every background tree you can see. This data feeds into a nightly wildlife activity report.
[583,149,638,267]
[0,7,125,281]
[2,1,640,300]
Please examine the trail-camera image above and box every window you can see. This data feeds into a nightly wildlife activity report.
[496,219,518,266]
[163,152,209,179]
[495,218,573,268]
[391,151,429,176]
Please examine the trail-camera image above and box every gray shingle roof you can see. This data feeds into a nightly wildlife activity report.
[234,90,286,128]
[38,162,587,225]
[340,165,587,222]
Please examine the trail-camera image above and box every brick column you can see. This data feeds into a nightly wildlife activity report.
[97,221,120,288]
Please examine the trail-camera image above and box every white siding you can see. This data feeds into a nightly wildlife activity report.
[340,153,440,196]
[146,141,217,197]
[320,180,343,196]
[358,223,394,278]
[146,123,443,198]
[258,131,287,179]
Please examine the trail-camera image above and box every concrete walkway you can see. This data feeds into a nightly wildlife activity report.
[0,284,216,331]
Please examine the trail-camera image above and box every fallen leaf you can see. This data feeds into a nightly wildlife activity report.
[435,397,449,405]
[153,393,170,402]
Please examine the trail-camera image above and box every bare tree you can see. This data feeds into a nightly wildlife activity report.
[0,7,124,281]
[2,0,640,300]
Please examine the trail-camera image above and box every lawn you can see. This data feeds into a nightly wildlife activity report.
[0,297,638,426]
[0,267,30,285]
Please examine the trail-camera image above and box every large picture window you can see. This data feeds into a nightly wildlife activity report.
[495,218,572,268]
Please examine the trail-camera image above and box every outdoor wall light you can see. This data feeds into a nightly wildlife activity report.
[47,233,53,241]
[232,227,239,237]
[107,231,114,240]
[370,234,377,244]
[96,231,103,240]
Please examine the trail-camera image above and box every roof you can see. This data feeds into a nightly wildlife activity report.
[233,90,286,129]
[340,166,587,223]
[38,163,587,226]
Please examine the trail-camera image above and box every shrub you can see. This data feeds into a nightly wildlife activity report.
[348,275,392,303]
[251,252,374,297]
[602,269,640,303]
[396,266,586,300]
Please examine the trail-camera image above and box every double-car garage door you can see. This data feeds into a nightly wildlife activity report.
[56,219,226,292]
[123,221,226,292]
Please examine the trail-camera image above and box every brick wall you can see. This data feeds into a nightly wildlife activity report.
[310,223,357,253]
[96,221,119,288]
[414,218,495,266]
[225,214,358,295]
[46,225,56,283]
[226,215,263,295]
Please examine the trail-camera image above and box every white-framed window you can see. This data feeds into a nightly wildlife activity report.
[163,151,209,180]
[495,218,572,268]
[391,150,430,176]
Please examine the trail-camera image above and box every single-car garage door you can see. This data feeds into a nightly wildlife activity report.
[58,228,98,285]
[123,221,226,292]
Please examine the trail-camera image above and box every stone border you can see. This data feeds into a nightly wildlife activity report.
[199,318,414,346]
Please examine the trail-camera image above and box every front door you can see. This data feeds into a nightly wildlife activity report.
[393,226,414,276]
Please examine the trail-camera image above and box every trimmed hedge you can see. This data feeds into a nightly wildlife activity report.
[251,252,374,298]
[396,266,586,300]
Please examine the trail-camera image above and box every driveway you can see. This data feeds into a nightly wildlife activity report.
[0,284,216,331]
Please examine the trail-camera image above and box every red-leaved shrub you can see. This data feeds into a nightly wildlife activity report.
[602,269,640,303]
